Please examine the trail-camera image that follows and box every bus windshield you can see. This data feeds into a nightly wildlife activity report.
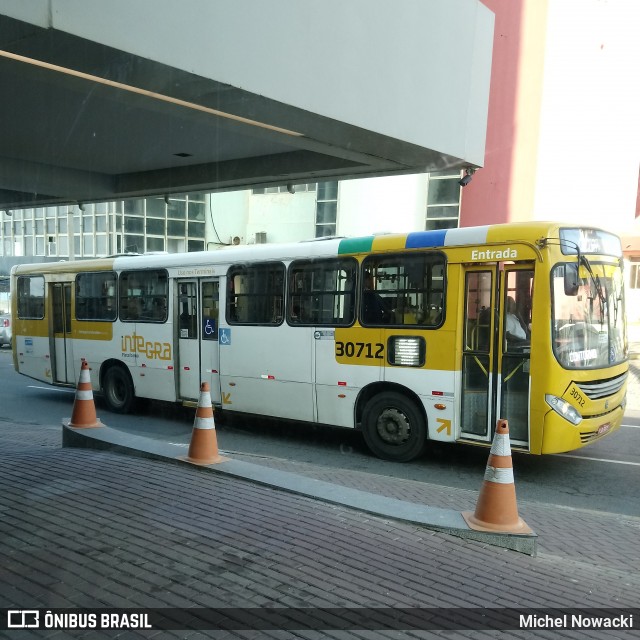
[552,261,626,369]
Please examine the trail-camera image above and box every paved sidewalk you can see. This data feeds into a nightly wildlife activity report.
[1,413,639,637]
[62,422,538,556]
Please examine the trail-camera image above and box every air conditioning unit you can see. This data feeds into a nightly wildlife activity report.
[255,232,267,244]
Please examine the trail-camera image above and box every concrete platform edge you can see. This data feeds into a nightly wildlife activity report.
[62,422,537,556]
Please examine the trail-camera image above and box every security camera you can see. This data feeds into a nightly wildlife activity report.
[458,173,473,187]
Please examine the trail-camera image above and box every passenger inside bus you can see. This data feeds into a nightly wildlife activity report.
[362,271,391,324]
[505,296,529,348]
[152,297,167,321]
[128,297,142,320]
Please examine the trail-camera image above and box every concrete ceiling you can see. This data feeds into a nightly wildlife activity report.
[0,12,473,211]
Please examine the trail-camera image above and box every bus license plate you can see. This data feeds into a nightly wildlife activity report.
[597,423,611,436]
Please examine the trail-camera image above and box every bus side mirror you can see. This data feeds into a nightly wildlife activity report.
[564,263,579,296]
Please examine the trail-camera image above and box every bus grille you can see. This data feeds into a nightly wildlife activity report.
[580,430,602,444]
[576,372,627,400]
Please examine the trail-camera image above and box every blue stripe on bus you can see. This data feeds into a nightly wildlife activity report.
[405,230,447,249]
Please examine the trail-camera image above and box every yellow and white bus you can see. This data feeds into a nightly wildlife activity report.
[11,221,627,461]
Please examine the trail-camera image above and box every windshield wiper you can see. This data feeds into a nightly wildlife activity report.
[579,255,607,325]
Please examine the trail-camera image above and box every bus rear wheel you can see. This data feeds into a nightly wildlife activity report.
[362,391,426,462]
[102,365,135,414]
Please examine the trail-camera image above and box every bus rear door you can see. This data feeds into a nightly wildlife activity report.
[200,279,221,405]
[176,278,221,405]
[51,282,76,384]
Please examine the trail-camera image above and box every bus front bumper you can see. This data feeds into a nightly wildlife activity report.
[540,404,624,454]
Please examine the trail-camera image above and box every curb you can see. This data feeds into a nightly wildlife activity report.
[62,422,537,556]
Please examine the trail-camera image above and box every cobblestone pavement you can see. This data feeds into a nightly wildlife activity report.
[1,410,639,638]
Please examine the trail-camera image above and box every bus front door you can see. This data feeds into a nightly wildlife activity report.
[460,269,495,442]
[499,267,533,446]
[460,265,533,448]
[51,282,75,384]
[176,279,221,405]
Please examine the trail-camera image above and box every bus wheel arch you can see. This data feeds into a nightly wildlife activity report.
[101,361,135,414]
[357,383,427,462]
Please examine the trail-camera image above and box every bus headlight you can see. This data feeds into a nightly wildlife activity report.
[545,394,582,425]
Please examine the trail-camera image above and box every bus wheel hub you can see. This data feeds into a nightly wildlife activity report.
[377,408,410,445]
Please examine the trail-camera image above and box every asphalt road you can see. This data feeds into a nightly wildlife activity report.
[1,347,638,517]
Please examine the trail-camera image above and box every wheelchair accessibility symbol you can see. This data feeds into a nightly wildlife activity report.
[203,319,216,337]
[219,328,231,345]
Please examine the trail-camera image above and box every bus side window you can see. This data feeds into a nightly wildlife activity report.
[227,263,285,326]
[17,275,45,319]
[287,258,357,326]
[360,253,445,327]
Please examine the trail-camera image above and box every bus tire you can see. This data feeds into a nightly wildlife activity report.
[102,365,135,414]
[362,391,426,462]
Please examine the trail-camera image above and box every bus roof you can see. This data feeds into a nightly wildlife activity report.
[11,221,620,276]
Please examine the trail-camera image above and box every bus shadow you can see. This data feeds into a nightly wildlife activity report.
[218,410,370,456]
[91,394,537,478]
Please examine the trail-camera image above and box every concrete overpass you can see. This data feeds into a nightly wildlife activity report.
[0,0,494,210]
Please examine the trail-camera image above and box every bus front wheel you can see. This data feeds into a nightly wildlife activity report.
[362,392,426,462]
[102,365,135,414]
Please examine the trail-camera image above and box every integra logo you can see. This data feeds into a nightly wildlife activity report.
[471,247,518,260]
[121,334,172,360]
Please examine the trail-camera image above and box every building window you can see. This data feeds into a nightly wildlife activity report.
[187,239,204,252]
[146,237,165,253]
[146,218,165,235]
[425,170,462,230]
[187,203,205,221]
[124,199,144,216]
[1,194,205,260]
[316,181,338,238]
[146,197,166,218]
[124,235,143,253]
[252,184,317,195]
[630,260,640,289]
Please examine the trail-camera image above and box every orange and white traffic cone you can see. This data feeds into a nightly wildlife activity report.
[180,382,227,465]
[64,360,103,429]
[462,419,531,534]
